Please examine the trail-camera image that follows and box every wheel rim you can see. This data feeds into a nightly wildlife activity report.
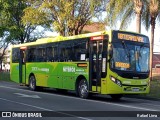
[79,82,88,97]
[30,76,35,89]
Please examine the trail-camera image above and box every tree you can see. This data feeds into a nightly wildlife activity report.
[0,0,46,69]
[0,0,44,44]
[148,0,159,79]
[22,0,106,36]
[106,0,144,33]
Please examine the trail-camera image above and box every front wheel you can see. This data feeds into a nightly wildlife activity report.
[29,75,36,91]
[77,79,89,99]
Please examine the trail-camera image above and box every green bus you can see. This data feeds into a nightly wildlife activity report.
[10,30,150,99]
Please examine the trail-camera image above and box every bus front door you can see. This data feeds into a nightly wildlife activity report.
[89,40,103,92]
[19,47,26,84]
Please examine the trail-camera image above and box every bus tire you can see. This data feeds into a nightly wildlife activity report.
[29,75,36,91]
[110,94,123,100]
[77,79,89,99]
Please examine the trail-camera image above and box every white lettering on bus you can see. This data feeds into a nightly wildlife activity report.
[39,68,49,72]
[32,67,38,71]
[63,66,75,72]
[32,67,49,72]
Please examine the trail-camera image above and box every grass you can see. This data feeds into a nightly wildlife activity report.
[0,71,11,81]
[146,75,160,98]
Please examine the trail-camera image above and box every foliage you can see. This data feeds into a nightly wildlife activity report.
[142,0,160,30]
[22,0,106,36]
[106,0,134,30]
[0,0,45,44]
[106,0,160,31]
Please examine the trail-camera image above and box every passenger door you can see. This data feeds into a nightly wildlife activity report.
[19,47,27,84]
[89,36,108,92]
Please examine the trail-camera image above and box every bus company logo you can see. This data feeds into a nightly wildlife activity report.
[2,112,11,117]
[63,66,75,72]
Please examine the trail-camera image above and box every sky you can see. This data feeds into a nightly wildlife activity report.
[126,20,160,53]
[44,19,160,53]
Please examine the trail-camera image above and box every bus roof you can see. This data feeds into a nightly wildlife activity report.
[11,30,149,48]
[11,30,108,48]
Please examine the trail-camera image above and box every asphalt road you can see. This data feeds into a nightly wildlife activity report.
[0,81,160,120]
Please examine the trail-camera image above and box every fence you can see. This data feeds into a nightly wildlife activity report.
[153,68,160,74]
[152,68,160,80]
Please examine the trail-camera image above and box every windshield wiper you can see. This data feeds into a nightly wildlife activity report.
[121,41,130,59]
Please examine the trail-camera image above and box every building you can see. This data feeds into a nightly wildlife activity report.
[152,53,160,75]
[82,22,106,33]
[0,48,10,71]
[153,53,160,68]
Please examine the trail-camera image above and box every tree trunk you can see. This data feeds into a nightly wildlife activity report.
[150,17,155,80]
[134,0,143,33]
[60,30,65,36]
[136,13,141,33]
[0,61,2,70]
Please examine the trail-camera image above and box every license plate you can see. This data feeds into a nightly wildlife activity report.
[132,88,139,92]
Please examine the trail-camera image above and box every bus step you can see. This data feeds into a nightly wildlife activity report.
[90,91,99,93]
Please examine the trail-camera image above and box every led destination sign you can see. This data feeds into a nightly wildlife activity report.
[112,31,149,43]
[118,33,144,42]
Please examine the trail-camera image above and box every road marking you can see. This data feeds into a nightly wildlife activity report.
[14,93,41,98]
[0,97,92,120]
[0,85,159,111]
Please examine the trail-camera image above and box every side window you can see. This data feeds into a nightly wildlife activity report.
[46,43,58,62]
[37,45,46,62]
[27,47,36,62]
[59,46,65,61]
[65,43,73,61]
[72,39,88,61]
[12,48,20,63]
[59,41,72,62]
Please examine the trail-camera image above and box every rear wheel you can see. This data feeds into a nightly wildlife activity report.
[29,75,36,91]
[77,79,89,99]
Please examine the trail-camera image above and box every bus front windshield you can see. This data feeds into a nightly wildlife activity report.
[110,42,149,72]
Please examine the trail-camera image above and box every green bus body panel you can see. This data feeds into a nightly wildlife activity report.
[10,30,150,95]
[10,63,19,83]
[25,62,89,90]
[10,61,149,94]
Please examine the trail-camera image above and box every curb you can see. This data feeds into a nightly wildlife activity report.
[124,95,160,101]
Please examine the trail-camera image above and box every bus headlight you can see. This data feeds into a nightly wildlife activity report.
[110,76,122,87]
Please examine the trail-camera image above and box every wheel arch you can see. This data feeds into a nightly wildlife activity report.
[75,75,88,93]
[29,73,35,77]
